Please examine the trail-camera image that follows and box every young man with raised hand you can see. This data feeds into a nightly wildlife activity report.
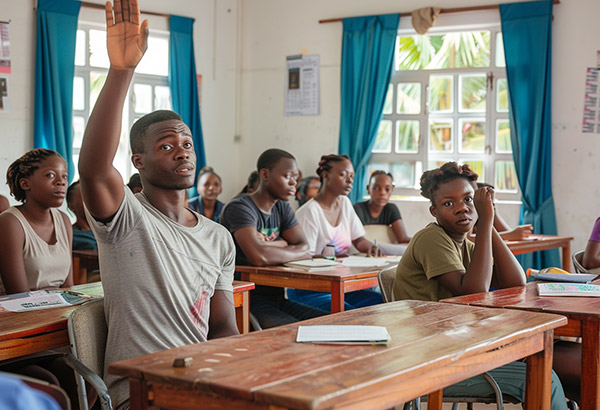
[78,1,238,408]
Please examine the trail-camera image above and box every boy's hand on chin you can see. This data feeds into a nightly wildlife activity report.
[473,186,494,226]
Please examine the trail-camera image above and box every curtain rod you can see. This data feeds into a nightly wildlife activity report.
[80,1,170,19]
[319,0,559,24]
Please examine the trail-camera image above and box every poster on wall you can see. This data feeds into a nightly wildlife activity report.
[0,77,9,112]
[0,22,10,74]
[285,54,319,116]
[582,67,600,134]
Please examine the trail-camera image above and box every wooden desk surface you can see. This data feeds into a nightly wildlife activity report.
[505,235,574,271]
[110,300,566,410]
[236,263,389,313]
[0,281,255,361]
[442,282,600,410]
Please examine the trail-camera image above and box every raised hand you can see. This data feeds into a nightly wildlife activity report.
[473,186,494,227]
[105,0,149,69]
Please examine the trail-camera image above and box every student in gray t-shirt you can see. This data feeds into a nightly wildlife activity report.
[78,2,239,408]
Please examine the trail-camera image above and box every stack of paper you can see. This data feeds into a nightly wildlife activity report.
[296,325,391,345]
[0,290,91,312]
[284,259,339,271]
[537,283,600,297]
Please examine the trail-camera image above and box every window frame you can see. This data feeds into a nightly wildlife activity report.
[369,23,519,201]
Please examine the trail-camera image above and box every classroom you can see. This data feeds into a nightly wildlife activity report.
[0,0,599,408]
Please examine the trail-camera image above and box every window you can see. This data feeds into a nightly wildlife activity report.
[368,26,517,199]
[72,23,172,181]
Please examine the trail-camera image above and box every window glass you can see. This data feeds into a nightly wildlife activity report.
[495,160,518,192]
[133,84,153,114]
[382,84,393,115]
[89,71,107,112]
[73,76,85,111]
[461,159,484,181]
[89,30,109,68]
[429,75,453,113]
[391,162,420,189]
[137,36,169,76]
[496,78,509,112]
[429,118,453,152]
[396,83,421,114]
[496,119,512,153]
[459,118,485,153]
[372,120,393,153]
[72,116,85,149]
[155,86,172,110]
[459,74,486,112]
[75,30,86,66]
[495,33,506,67]
[395,120,420,153]
[396,31,490,71]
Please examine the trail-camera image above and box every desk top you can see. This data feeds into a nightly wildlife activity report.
[442,281,600,318]
[0,281,254,343]
[505,234,573,252]
[235,263,384,282]
[110,300,566,410]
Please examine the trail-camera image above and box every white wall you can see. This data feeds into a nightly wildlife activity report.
[239,0,599,255]
[0,0,597,257]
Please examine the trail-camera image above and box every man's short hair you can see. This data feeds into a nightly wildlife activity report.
[130,110,183,154]
[256,148,295,172]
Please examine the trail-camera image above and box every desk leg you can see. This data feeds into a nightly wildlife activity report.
[427,390,443,410]
[330,283,345,313]
[581,320,600,410]
[129,378,150,410]
[562,243,571,272]
[525,330,553,410]
[240,291,250,334]
[72,256,82,285]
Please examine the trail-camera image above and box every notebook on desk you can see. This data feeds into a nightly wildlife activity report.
[537,283,600,297]
[534,273,598,283]
[296,325,391,345]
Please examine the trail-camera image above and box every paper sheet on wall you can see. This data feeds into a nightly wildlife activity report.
[0,22,10,74]
[582,67,600,134]
[0,76,9,112]
[285,54,319,116]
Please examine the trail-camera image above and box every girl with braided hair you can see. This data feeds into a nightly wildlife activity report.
[0,148,73,295]
[392,162,570,409]
[0,149,77,401]
[289,154,383,311]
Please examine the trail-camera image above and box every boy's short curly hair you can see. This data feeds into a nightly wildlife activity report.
[420,162,478,203]
[6,148,63,203]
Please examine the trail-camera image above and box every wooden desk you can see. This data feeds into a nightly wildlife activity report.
[506,235,574,271]
[0,281,255,361]
[236,264,385,313]
[443,283,599,410]
[72,249,99,285]
[109,300,566,410]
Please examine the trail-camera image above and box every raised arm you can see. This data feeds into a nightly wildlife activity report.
[437,187,495,296]
[390,219,411,243]
[78,0,149,221]
[234,225,310,266]
[490,228,525,288]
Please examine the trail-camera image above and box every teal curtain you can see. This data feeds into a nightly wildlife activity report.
[500,0,560,269]
[338,14,399,203]
[34,0,81,182]
[169,15,206,196]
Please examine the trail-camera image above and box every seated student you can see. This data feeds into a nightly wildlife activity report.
[78,2,239,408]
[0,148,77,404]
[582,217,600,272]
[126,173,143,193]
[0,194,9,213]
[473,182,533,241]
[295,176,320,207]
[289,154,383,312]
[220,149,328,328]
[0,149,73,295]
[236,170,259,197]
[188,166,224,221]
[67,180,98,250]
[393,162,568,409]
[353,170,410,255]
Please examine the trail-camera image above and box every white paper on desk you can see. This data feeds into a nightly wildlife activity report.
[0,290,89,312]
[296,325,391,345]
[339,255,394,268]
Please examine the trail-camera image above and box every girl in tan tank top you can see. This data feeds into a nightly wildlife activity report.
[0,148,73,295]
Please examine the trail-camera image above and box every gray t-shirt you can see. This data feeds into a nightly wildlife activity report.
[86,189,235,409]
